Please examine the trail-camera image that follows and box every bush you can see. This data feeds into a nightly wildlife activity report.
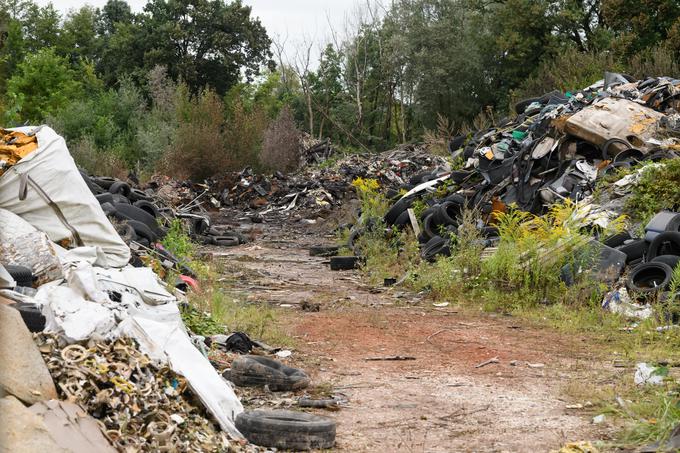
[259,106,301,172]
[69,135,128,178]
[223,100,269,171]
[160,88,230,180]
[626,159,680,222]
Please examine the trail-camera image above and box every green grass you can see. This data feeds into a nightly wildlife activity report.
[625,159,680,222]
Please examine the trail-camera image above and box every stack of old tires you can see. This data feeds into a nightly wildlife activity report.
[619,211,680,297]
[78,171,167,248]
[383,170,499,262]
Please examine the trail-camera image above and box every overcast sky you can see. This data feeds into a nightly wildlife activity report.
[38,0,364,65]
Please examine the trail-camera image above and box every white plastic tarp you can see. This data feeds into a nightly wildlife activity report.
[0,126,130,267]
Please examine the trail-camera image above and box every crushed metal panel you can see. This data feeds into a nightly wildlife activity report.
[565,97,665,152]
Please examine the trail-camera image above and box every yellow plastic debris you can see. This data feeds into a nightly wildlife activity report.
[0,128,39,175]
[554,441,599,453]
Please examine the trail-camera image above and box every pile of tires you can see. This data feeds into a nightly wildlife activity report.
[623,212,680,296]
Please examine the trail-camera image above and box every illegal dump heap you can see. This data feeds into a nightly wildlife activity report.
[342,73,680,315]
[0,126,339,451]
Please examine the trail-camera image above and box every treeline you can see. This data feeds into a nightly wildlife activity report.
[1,0,680,179]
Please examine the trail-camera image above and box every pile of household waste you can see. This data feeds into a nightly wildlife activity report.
[0,126,336,451]
[342,73,680,312]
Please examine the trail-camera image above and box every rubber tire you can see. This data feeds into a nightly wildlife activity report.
[603,231,631,248]
[92,176,117,189]
[330,256,361,270]
[627,262,674,294]
[235,410,335,450]
[394,210,411,227]
[384,197,413,225]
[133,200,159,218]
[435,201,460,226]
[514,97,540,115]
[10,302,46,332]
[651,255,680,269]
[129,188,151,202]
[112,203,162,236]
[4,265,34,287]
[211,235,240,247]
[647,232,680,260]
[108,181,131,197]
[114,222,137,243]
[96,193,114,205]
[227,356,310,391]
[421,235,450,262]
[421,213,438,242]
[309,245,339,257]
[126,220,158,243]
[617,239,649,263]
[601,137,631,160]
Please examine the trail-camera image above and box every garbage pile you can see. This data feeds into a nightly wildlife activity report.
[348,73,680,307]
[0,125,337,451]
[170,144,449,219]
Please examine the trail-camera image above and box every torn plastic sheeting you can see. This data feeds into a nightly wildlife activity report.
[117,303,244,439]
[35,285,118,342]
[634,363,665,385]
[64,262,110,305]
[0,126,130,267]
[0,208,64,285]
[401,174,451,199]
[95,266,175,306]
[601,287,653,319]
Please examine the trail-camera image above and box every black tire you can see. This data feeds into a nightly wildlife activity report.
[601,137,631,160]
[448,135,466,152]
[421,212,438,242]
[111,193,131,204]
[435,201,460,226]
[309,245,339,257]
[100,202,117,217]
[133,200,159,218]
[617,239,649,263]
[96,193,114,205]
[129,188,151,202]
[647,232,680,260]
[10,302,46,332]
[113,203,162,236]
[92,176,117,189]
[384,197,413,225]
[227,356,310,391]
[627,262,673,294]
[409,171,434,186]
[211,235,240,247]
[109,181,131,197]
[603,231,631,248]
[645,212,680,241]
[114,222,137,243]
[126,220,158,243]
[394,210,411,227]
[79,170,105,195]
[235,410,335,450]
[347,227,363,254]
[4,265,34,287]
[651,255,680,269]
[330,256,361,270]
[421,235,450,262]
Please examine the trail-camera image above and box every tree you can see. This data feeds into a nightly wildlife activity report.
[6,48,83,122]
[59,6,101,64]
[141,0,274,95]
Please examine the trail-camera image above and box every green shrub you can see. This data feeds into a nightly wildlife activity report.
[626,159,680,222]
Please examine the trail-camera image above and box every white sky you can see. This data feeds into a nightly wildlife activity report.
[40,0,364,66]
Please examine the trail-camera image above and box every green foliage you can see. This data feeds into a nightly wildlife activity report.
[161,219,195,263]
[626,160,680,221]
[351,177,389,221]
[5,48,83,123]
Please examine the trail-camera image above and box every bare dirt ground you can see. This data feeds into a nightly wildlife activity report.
[208,214,614,452]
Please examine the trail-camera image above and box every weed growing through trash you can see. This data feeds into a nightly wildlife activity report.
[162,219,195,262]
[626,158,680,221]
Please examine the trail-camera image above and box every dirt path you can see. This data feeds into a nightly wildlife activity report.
[209,217,610,452]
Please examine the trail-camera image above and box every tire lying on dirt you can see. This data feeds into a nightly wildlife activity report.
[309,245,339,257]
[210,235,240,247]
[627,262,674,294]
[421,235,450,262]
[330,256,361,271]
[384,196,413,225]
[616,239,649,263]
[108,181,131,197]
[226,355,310,391]
[235,410,336,451]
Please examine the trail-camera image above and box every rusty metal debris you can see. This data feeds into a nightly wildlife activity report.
[35,334,243,452]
